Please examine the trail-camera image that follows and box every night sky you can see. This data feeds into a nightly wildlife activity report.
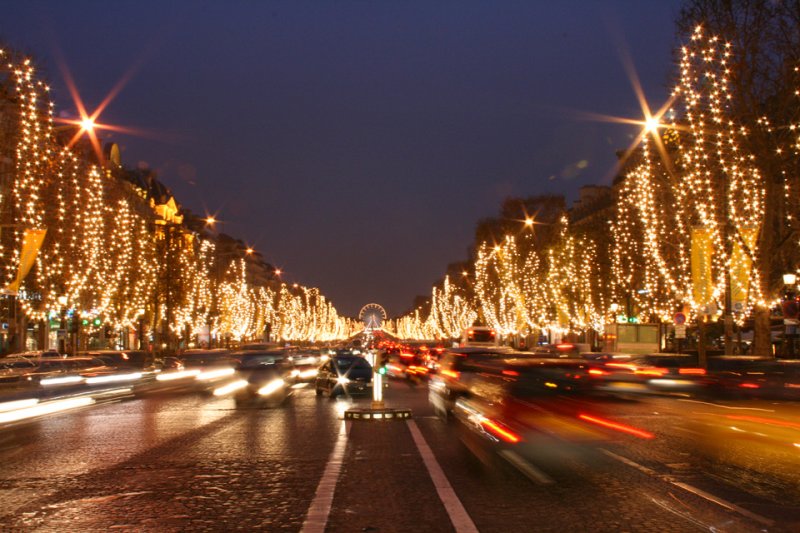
[3,1,683,317]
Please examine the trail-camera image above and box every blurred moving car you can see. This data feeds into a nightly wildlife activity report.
[232,350,294,407]
[315,355,376,398]
[706,356,800,400]
[428,346,520,418]
[21,357,116,388]
[577,353,708,395]
[178,349,239,370]
[531,343,582,358]
[0,356,39,387]
[450,358,655,479]
[83,350,157,372]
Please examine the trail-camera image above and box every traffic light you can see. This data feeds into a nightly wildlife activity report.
[93,318,102,327]
[377,352,390,375]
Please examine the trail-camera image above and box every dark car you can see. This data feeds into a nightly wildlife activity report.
[706,356,800,400]
[315,355,375,398]
[232,350,294,407]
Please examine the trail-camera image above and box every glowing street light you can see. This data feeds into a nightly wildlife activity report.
[643,116,661,134]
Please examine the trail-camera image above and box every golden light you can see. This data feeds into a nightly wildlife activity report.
[245,247,254,255]
[205,216,216,226]
[80,117,95,133]
[643,116,661,134]
[524,218,534,227]
[274,269,282,276]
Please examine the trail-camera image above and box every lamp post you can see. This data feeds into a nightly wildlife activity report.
[57,295,68,355]
[782,272,798,357]
[137,308,146,350]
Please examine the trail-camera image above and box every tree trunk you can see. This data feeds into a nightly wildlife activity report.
[753,307,773,357]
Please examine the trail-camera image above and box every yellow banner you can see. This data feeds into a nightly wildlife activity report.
[731,226,758,312]
[691,227,713,306]
[4,228,47,294]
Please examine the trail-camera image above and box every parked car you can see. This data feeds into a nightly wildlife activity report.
[315,355,376,398]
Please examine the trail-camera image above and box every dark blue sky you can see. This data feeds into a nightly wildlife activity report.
[3,1,683,317]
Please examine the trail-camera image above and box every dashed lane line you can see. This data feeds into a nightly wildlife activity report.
[407,419,479,533]
[601,448,658,476]
[670,481,774,527]
[300,420,351,533]
[600,447,775,528]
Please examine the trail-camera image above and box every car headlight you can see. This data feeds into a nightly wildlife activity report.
[336,376,350,385]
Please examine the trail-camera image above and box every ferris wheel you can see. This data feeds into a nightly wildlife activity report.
[359,303,387,330]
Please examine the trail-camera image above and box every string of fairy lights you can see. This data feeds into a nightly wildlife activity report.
[391,25,797,341]
[0,49,356,345]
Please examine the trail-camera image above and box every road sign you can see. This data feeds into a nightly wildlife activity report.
[674,312,686,325]
[674,325,687,339]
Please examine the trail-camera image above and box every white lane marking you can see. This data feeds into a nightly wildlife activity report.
[648,496,714,531]
[407,420,479,533]
[301,420,350,533]
[601,448,775,527]
[498,449,553,485]
[670,481,774,527]
[600,448,658,476]
[677,399,775,412]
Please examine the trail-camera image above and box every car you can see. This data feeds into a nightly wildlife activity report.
[83,350,157,372]
[0,356,38,386]
[178,349,239,370]
[450,357,655,477]
[232,350,294,407]
[20,357,116,388]
[428,346,521,419]
[531,343,583,358]
[621,353,709,394]
[315,355,376,398]
[705,356,800,400]
[239,342,280,351]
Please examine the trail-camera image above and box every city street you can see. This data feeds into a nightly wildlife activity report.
[1,380,799,532]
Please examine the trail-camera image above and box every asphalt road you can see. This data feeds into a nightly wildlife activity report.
[0,380,799,532]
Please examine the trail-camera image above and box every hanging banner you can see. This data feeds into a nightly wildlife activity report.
[730,226,758,313]
[4,228,47,294]
[691,227,713,308]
